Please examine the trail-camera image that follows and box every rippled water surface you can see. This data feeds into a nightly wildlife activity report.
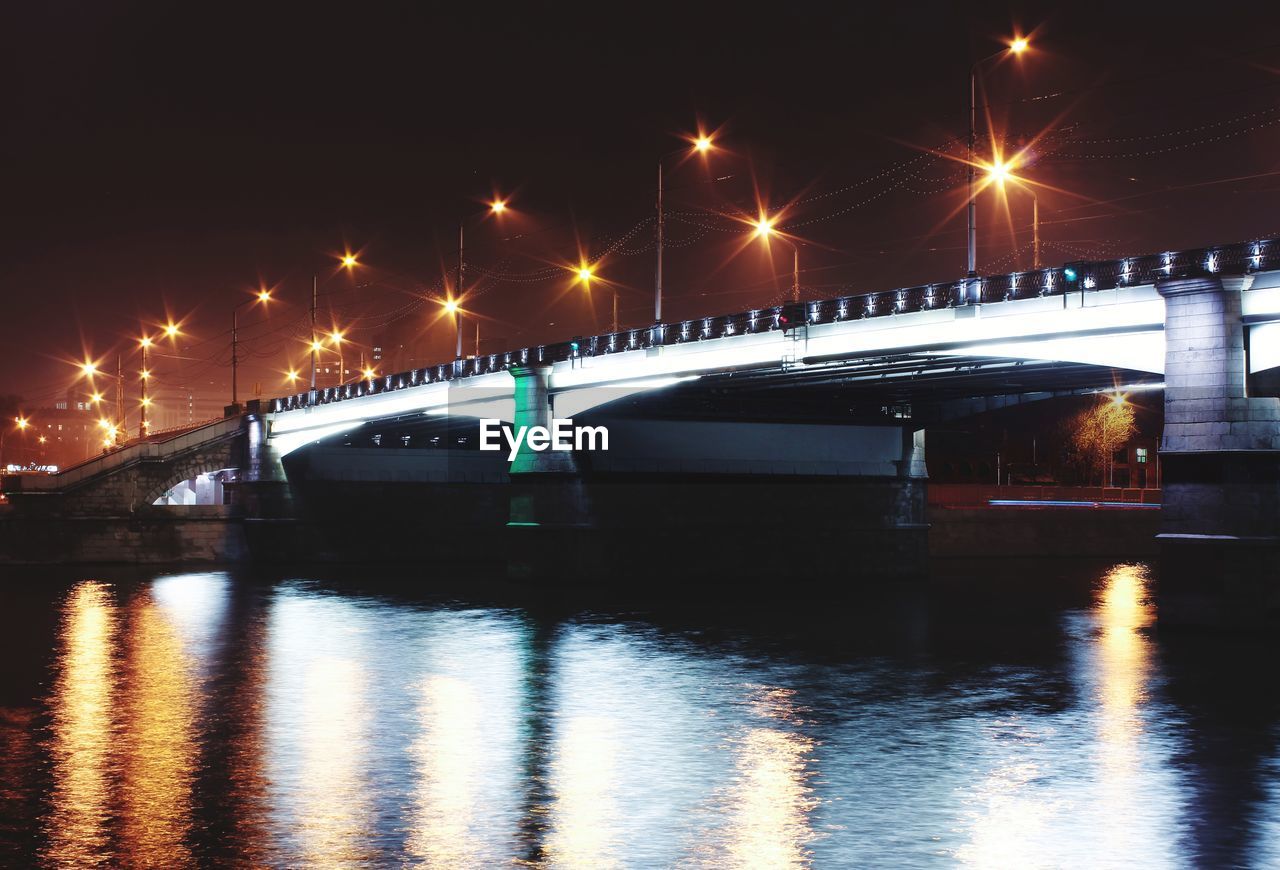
[1,561,1278,867]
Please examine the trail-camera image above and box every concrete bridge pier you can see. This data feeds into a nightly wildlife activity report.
[232,404,301,558]
[506,364,596,580]
[1156,275,1280,629]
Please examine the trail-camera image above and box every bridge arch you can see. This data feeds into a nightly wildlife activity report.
[141,455,239,508]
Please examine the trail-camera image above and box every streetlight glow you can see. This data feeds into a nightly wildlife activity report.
[443,299,459,315]
[576,265,594,283]
[986,158,1013,185]
[15,416,29,430]
[310,340,325,353]
[329,330,344,344]
[286,369,300,383]
[139,336,153,348]
[1010,36,1029,54]
[90,392,103,403]
[341,254,358,269]
[361,367,376,380]
[693,135,713,153]
[80,362,98,377]
[257,288,272,303]
[751,216,777,239]
[490,199,507,214]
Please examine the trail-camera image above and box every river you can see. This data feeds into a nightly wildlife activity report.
[1,560,1277,867]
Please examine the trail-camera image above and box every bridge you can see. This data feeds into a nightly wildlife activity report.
[5,237,1279,627]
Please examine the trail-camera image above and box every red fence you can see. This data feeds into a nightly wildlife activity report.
[929,484,1161,507]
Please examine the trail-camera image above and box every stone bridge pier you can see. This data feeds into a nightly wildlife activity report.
[1156,275,1280,628]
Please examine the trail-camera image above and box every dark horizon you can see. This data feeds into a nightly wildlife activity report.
[5,1,1280,413]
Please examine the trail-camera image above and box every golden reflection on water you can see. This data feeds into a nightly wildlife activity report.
[408,675,484,866]
[544,715,621,869]
[1095,563,1154,853]
[43,582,118,868]
[118,588,199,866]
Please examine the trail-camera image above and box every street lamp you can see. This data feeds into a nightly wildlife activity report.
[967,34,1031,288]
[572,262,619,332]
[982,156,1041,270]
[452,197,510,364]
[232,288,272,407]
[656,131,716,323]
[138,335,154,437]
[750,215,801,302]
[329,329,345,385]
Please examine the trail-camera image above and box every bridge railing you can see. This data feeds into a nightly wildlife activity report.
[267,237,1279,415]
[1,416,244,494]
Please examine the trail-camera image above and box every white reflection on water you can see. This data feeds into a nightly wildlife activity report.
[265,593,374,867]
[541,625,818,868]
[713,687,818,869]
[262,588,529,866]
[42,582,117,868]
[407,613,527,866]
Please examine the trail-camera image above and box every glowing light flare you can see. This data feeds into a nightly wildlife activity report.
[341,253,358,269]
[257,288,273,303]
[1111,392,1128,407]
[38,435,47,444]
[285,369,300,384]
[329,330,344,345]
[751,216,778,240]
[90,392,103,404]
[575,264,595,284]
[140,369,151,381]
[98,418,112,430]
[361,368,377,381]
[693,134,714,153]
[15,416,29,430]
[140,397,153,408]
[443,299,460,315]
[489,199,508,214]
[80,362,99,378]
[139,336,153,349]
[310,340,325,353]
[1009,36,1029,54]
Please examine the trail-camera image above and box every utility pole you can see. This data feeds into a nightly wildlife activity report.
[139,341,148,438]
[655,161,664,322]
[309,275,318,394]
[1032,195,1041,270]
[792,247,800,303]
[115,355,124,435]
[456,222,465,360]
[612,290,619,333]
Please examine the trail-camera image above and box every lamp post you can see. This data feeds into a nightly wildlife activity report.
[453,198,509,366]
[138,336,152,437]
[967,36,1030,291]
[655,133,715,324]
[231,288,272,407]
[749,215,801,302]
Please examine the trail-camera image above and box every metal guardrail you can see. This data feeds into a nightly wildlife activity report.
[1,416,244,493]
[268,237,1278,414]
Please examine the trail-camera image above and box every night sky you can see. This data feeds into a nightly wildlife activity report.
[4,2,1279,419]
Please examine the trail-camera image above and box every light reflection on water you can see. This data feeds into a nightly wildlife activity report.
[9,562,1280,866]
